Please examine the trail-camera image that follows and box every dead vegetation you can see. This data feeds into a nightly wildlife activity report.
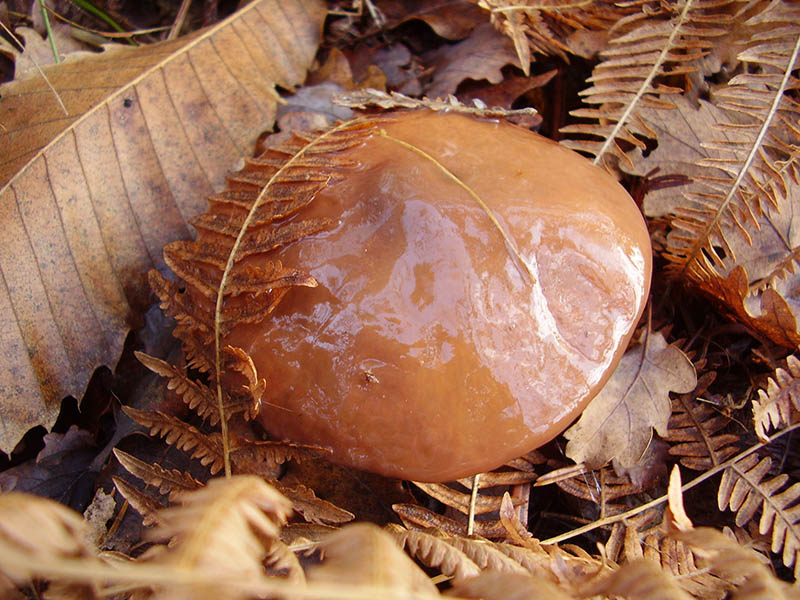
[1,0,800,598]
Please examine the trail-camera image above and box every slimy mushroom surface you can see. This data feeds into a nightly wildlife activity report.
[225,110,652,482]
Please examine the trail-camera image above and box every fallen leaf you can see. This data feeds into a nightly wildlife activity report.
[0,0,325,454]
[424,22,520,98]
[564,330,697,469]
[375,0,486,40]
[0,26,87,80]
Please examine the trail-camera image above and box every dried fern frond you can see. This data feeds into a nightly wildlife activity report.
[478,0,633,68]
[657,1,800,346]
[151,476,291,582]
[620,524,734,598]
[113,476,165,528]
[665,392,741,470]
[114,449,203,502]
[449,570,573,600]
[135,352,242,426]
[0,492,96,586]
[677,527,797,598]
[580,558,694,600]
[752,355,800,441]
[308,523,438,596]
[553,464,646,517]
[270,481,354,525]
[385,524,481,584]
[411,480,528,516]
[392,503,506,538]
[560,0,739,170]
[717,452,800,578]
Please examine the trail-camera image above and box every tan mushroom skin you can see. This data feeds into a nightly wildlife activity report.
[226,110,652,482]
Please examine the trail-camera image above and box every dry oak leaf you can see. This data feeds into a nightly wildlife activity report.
[0,0,325,454]
[564,329,696,469]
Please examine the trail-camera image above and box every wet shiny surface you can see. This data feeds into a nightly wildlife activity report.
[225,111,652,482]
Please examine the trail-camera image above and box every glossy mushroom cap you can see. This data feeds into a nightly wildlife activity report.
[226,110,652,482]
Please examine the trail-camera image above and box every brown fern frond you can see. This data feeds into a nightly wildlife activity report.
[270,481,354,525]
[717,453,800,578]
[228,435,331,473]
[112,476,165,528]
[752,355,800,441]
[113,449,203,501]
[134,352,227,425]
[151,476,292,581]
[665,393,740,470]
[0,493,95,585]
[436,535,530,575]
[619,524,733,598]
[392,503,507,538]
[384,524,481,584]
[122,406,227,473]
[411,481,527,516]
[307,523,437,595]
[553,464,646,518]
[677,527,797,598]
[581,558,694,600]
[659,2,800,343]
[480,0,634,67]
[561,0,737,170]
[449,570,574,600]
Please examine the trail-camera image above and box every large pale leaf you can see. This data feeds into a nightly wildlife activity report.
[564,330,696,469]
[0,0,325,454]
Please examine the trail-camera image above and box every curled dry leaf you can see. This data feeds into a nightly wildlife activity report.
[564,329,697,469]
[0,0,326,454]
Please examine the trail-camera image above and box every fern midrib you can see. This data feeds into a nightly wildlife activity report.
[676,28,800,280]
[214,118,367,478]
[593,0,694,167]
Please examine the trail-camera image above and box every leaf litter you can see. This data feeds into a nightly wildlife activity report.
[2,0,800,598]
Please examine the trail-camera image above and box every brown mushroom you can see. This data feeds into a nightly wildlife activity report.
[222,110,652,482]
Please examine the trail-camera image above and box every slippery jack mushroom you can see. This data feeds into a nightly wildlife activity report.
[211,110,652,482]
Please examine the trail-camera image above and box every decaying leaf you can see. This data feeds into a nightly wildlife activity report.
[752,355,800,441]
[0,0,326,454]
[564,329,697,469]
